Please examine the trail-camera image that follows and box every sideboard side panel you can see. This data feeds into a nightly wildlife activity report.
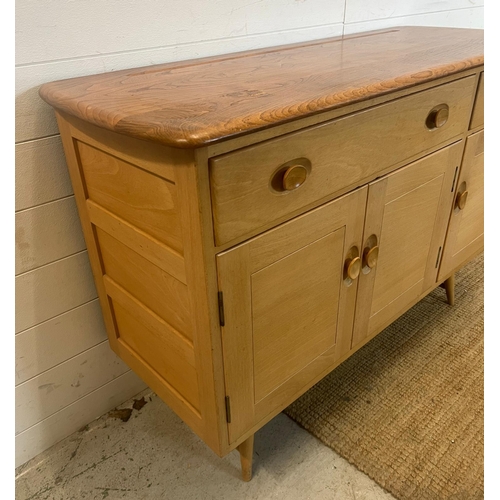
[55,112,206,440]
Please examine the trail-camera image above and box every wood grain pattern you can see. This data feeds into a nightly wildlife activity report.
[205,67,482,158]
[77,140,183,254]
[252,229,344,402]
[87,200,186,284]
[237,435,255,482]
[111,300,199,409]
[175,155,230,455]
[96,228,192,340]
[52,114,208,450]
[39,27,483,148]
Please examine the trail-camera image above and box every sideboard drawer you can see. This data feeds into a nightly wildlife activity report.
[210,76,476,246]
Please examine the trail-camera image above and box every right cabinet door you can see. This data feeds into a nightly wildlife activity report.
[352,142,463,348]
[438,130,484,280]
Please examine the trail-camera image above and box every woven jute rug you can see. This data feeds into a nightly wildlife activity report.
[284,254,484,500]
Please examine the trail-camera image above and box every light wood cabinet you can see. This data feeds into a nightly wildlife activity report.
[39,27,484,481]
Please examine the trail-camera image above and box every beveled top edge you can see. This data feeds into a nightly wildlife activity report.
[39,26,484,149]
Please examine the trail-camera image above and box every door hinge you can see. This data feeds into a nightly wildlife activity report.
[218,291,225,327]
[435,246,442,268]
[225,396,231,423]
[451,166,459,192]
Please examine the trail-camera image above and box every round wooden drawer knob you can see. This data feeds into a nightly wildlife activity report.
[282,165,308,191]
[426,105,449,129]
[364,245,379,269]
[345,256,361,280]
[456,190,468,210]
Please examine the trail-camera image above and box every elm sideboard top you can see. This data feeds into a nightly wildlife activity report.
[40,26,483,148]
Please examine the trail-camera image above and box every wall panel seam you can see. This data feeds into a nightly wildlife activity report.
[15,339,109,388]
[344,5,484,26]
[15,194,75,215]
[15,297,97,336]
[341,0,348,36]
[15,249,88,278]
[15,368,135,437]
[15,133,61,146]
[15,248,87,277]
[15,22,344,69]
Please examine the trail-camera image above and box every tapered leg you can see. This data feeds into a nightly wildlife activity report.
[237,435,254,481]
[443,274,455,306]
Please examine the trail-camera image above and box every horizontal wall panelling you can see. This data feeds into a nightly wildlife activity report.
[344,7,484,34]
[15,196,85,275]
[15,300,107,385]
[344,0,484,24]
[15,370,146,468]
[16,341,129,434]
[16,0,346,64]
[15,136,72,211]
[15,23,344,143]
[15,251,97,333]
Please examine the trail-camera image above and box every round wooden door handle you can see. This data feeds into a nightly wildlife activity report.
[345,256,361,280]
[426,104,449,129]
[456,190,468,210]
[363,245,379,269]
[282,165,308,191]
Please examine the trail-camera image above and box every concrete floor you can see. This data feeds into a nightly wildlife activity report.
[16,390,395,500]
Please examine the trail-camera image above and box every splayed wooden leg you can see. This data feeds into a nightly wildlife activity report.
[237,434,254,481]
[443,274,455,306]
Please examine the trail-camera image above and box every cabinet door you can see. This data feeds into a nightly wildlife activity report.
[352,142,462,348]
[439,130,484,280]
[218,187,367,444]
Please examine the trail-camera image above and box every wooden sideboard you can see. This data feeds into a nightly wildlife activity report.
[40,26,484,481]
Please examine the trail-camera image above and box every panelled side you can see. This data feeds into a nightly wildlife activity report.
[55,112,205,439]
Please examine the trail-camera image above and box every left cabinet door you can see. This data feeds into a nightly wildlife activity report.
[217,187,367,444]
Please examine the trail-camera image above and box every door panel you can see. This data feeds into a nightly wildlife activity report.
[218,187,367,444]
[252,229,344,403]
[352,142,462,348]
[439,130,484,279]
[370,174,443,314]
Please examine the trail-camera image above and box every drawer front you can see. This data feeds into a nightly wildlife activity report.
[210,76,476,246]
[470,72,484,130]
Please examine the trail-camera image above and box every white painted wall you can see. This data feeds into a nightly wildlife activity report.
[15,0,483,467]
